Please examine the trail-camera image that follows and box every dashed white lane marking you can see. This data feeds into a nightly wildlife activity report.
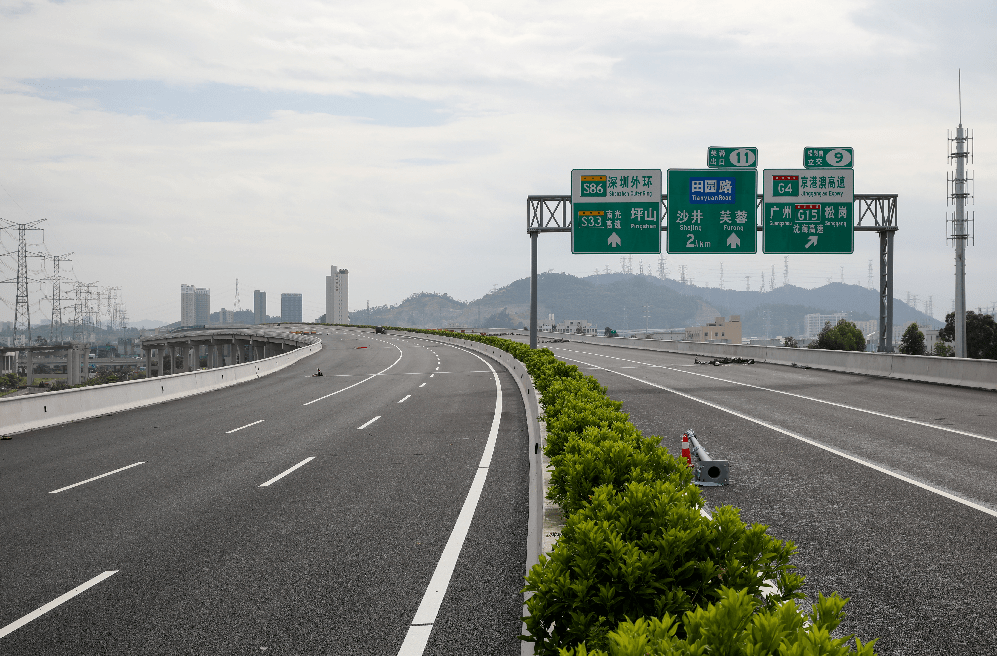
[419,383,426,388]
[0,571,119,639]
[226,420,264,434]
[304,339,404,406]
[259,457,315,487]
[49,462,145,494]
[358,416,381,430]
[399,395,411,403]
[557,348,997,443]
[397,345,503,655]
[561,355,997,519]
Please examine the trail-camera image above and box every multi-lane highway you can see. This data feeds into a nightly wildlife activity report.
[518,334,996,655]
[0,328,529,655]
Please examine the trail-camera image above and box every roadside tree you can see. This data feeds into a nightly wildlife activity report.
[898,323,926,355]
[808,319,865,351]
[938,311,997,359]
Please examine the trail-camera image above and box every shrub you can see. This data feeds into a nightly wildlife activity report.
[562,587,876,656]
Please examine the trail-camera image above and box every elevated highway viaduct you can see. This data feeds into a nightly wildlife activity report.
[507,331,996,655]
[0,327,530,654]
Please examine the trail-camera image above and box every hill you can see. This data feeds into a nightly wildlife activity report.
[355,273,939,337]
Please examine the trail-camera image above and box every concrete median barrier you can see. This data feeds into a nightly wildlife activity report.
[553,335,997,391]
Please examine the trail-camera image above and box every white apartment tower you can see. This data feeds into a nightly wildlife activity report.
[326,266,349,324]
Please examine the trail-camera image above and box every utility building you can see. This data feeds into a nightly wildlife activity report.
[254,290,266,324]
[326,265,349,324]
[685,316,742,344]
[281,293,302,323]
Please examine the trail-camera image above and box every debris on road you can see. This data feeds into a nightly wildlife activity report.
[694,356,755,366]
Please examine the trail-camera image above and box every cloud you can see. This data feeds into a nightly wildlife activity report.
[0,0,994,325]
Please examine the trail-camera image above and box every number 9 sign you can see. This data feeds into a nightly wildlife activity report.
[825,148,852,167]
[804,147,853,169]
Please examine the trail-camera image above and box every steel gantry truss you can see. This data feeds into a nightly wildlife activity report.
[526,194,898,351]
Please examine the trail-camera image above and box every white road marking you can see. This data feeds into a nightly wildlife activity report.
[358,416,381,430]
[304,340,404,406]
[49,462,145,494]
[0,571,119,639]
[399,395,411,403]
[259,457,315,487]
[561,355,997,519]
[397,346,503,655]
[226,420,264,434]
[435,366,439,371]
[558,348,997,443]
[419,383,426,388]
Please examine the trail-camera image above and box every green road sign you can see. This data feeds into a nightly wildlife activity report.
[707,147,757,168]
[804,147,853,168]
[762,169,854,254]
[666,169,757,254]
[571,169,661,254]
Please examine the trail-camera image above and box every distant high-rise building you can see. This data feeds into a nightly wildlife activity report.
[195,288,210,325]
[325,265,349,324]
[181,284,196,326]
[254,290,266,324]
[181,284,210,326]
[281,293,302,323]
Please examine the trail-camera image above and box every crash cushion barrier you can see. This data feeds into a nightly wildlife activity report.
[0,333,322,436]
[553,334,997,391]
[397,331,544,656]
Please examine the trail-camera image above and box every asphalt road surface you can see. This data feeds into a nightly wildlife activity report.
[0,328,529,655]
[517,334,996,656]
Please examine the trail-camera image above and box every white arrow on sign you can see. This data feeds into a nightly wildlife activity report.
[726,233,740,249]
[805,235,818,248]
[608,232,622,248]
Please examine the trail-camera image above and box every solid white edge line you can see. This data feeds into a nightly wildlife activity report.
[303,339,404,406]
[558,347,997,444]
[0,570,118,639]
[49,462,145,494]
[397,345,502,655]
[259,457,315,487]
[561,356,997,519]
[225,419,264,434]
[358,416,381,430]
[398,395,411,403]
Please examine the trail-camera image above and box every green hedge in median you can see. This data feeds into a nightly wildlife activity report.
[354,327,877,655]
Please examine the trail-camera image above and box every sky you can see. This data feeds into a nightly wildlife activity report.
[1,0,994,327]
